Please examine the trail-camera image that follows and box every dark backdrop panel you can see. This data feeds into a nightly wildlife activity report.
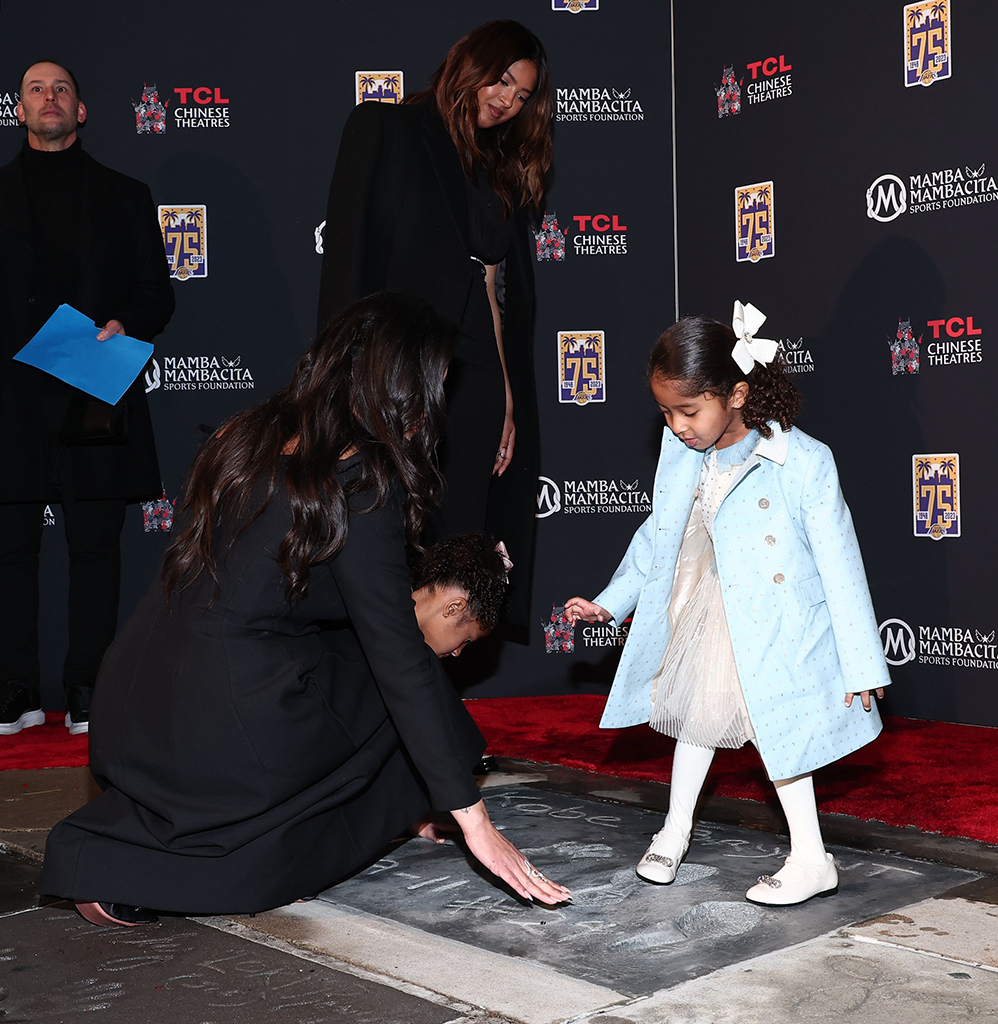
[6,1,989,729]
[0,1,672,708]
[673,0,997,727]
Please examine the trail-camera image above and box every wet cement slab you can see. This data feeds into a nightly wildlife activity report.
[230,900,626,1024]
[492,757,998,875]
[0,900,462,1024]
[317,784,978,998]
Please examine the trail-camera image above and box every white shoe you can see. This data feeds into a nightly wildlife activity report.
[636,829,689,884]
[745,853,838,905]
[0,709,45,736]
[64,714,89,736]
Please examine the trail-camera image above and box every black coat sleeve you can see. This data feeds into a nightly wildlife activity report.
[316,102,392,336]
[110,182,175,343]
[327,492,485,811]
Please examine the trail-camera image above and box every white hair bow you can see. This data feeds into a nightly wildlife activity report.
[731,300,779,375]
[495,540,513,583]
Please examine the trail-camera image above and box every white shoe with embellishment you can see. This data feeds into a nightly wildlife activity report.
[636,829,689,884]
[745,853,838,905]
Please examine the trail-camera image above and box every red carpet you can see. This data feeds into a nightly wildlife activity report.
[0,713,89,771]
[467,695,998,845]
[6,697,996,845]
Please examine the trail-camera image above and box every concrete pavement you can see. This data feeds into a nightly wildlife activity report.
[1,760,996,1023]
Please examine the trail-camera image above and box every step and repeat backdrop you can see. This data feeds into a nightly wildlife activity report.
[5,1,993,730]
[673,0,997,727]
[0,1,674,709]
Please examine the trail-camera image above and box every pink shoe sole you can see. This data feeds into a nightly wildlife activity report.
[75,902,143,927]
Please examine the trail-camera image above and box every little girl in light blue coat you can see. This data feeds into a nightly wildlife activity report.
[566,304,890,906]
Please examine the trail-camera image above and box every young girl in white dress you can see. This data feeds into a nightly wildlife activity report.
[566,304,890,906]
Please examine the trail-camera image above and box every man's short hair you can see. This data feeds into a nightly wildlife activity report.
[21,60,82,100]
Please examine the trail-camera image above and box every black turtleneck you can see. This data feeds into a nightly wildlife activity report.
[21,138,85,306]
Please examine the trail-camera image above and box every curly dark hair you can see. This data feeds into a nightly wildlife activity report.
[163,292,457,605]
[409,534,508,631]
[648,314,800,438]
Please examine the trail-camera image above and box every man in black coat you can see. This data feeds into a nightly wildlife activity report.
[0,61,174,736]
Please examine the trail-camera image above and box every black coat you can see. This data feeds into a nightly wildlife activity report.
[317,100,539,631]
[39,460,486,914]
[0,143,175,502]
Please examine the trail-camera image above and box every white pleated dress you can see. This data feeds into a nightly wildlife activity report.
[649,431,758,749]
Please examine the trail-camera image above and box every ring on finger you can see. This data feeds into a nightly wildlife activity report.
[523,858,545,880]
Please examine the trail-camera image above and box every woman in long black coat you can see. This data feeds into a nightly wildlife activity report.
[317,20,553,631]
[39,293,569,923]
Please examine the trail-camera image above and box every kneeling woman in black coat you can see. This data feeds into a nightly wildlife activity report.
[40,293,569,925]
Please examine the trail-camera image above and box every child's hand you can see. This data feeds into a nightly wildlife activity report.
[564,597,613,626]
[844,688,885,711]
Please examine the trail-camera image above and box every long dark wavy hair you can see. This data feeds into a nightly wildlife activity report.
[162,292,458,605]
[406,20,553,214]
[648,315,801,438]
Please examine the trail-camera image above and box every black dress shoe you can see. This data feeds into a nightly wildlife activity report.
[65,684,94,735]
[0,679,45,736]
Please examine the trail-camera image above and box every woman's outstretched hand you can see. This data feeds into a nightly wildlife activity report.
[564,597,612,626]
[452,800,571,905]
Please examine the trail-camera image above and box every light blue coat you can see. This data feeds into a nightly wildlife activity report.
[594,422,891,780]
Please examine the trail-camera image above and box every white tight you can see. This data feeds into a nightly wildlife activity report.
[662,741,715,839]
[662,741,827,865]
[773,773,827,864]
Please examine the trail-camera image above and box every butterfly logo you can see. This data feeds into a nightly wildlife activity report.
[965,163,986,179]
[619,479,639,491]
[612,87,631,99]
[976,630,995,643]
[221,356,241,369]
[143,357,162,393]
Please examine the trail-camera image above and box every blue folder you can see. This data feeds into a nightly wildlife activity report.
[13,304,154,406]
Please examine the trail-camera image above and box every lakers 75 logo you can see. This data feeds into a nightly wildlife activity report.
[558,332,606,406]
[159,205,207,281]
[735,181,774,263]
[913,453,960,540]
[905,1,951,88]
[552,0,598,11]
[355,72,403,105]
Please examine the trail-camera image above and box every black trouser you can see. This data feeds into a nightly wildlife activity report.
[0,495,126,695]
[427,275,506,542]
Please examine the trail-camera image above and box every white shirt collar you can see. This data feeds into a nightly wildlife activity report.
[753,421,789,466]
